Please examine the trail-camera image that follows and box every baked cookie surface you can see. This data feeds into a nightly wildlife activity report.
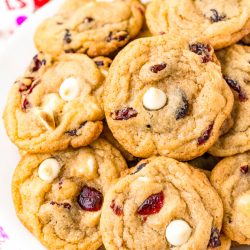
[34,0,144,57]
[4,53,110,153]
[12,139,127,250]
[210,152,250,245]
[100,156,227,250]
[242,34,250,45]
[209,45,250,157]
[104,35,233,160]
[146,0,250,49]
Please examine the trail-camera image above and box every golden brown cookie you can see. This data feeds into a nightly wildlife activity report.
[12,139,127,250]
[210,152,250,245]
[34,0,144,58]
[104,35,234,160]
[4,53,109,153]
[101,156,225,249]
[209,45,250,157]
[146,0,250,50]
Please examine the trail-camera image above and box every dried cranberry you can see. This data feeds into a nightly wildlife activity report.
[189,43,212,63]
[137,191,164,216]
[32,55,46,72]
[240,165,249,174]
[150,63,167,73]
[83,17,94,23]
[19,83,30,92]
[95,61,104,67]
[106,31,129,42]
[131,163,147,175]
[197,123,214,145]
[209,9,226,23]
[224,76,248,102]
[27,81,40,95]
[64,29,72,44]
[110,200,123,216]
[77,186,103,211]
[111,107,138,120]
[22,98,30,111]
[208,227,221,248]
[175,93,189,120]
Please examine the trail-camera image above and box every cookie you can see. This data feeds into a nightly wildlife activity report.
[100,156,227,249]
[146,0,250,50]
[34,0,145,58]
[210,152,250,245]
[209,45,250,157]
[4,53,109,153]
[104,35,234,160]
[12,138,127,250]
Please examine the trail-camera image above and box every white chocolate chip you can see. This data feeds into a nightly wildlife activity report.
[33,108,56,131]
[72,155,98,180]
[38,158,61,183]
[143,87,167,110]
[166,219,192,246]
[59,77,80,101]
[236,191,250,216]
[42,93,64,112]
[140,0,151,3]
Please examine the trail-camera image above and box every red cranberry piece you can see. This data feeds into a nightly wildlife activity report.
[208,227,221,248]
[22,98,30,111]
[32,55,46,72]
[189,43,212,63]
[137,191,164,216]
[175,93,189,120]
[197,123,214,145]
[240,165,249,174]
[77,186,103,211]
[110,200,123,216]
[224,76,248,102]
[106,31,129,42]
[150,62,167,73]
[159,31,166,35]
[209,9,226,23]
[131,163,147,175]
[27,81,40,95]
[19,83,30,92]
[64,29,72,44]
[111,107,138,120]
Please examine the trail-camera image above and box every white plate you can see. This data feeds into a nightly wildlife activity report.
[0,1,247,249]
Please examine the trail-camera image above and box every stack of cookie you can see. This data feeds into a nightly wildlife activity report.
[3,0,250,249]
